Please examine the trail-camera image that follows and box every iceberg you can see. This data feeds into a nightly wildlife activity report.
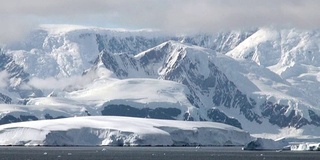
[243,138,289,150]
[290,143,320,151]
[0,116,252,146]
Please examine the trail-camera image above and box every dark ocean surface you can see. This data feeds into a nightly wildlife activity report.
[0,146,319,160]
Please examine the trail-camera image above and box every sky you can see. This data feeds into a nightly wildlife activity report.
[1,0,320,44]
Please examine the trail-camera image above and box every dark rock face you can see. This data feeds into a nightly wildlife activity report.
[0,52,42,98]
[95,34,168,54]
[98,51,129,78]
[261,102,309,128]
[0,115,38,125]
[101,104,181,120]
[0,53,29,84]
[183,112,194,121]
[207,108,242,129]
[139,42,171,67]
[44,114,66,120]
[0,93,12,104]
[308,110,320,126]
[0,114,66,125]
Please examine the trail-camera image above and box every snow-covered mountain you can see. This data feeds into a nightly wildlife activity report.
[1,24,320,140]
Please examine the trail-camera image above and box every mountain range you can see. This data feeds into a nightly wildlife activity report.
[1,24,320,139]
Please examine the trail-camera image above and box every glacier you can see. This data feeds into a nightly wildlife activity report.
[0,116,252,146]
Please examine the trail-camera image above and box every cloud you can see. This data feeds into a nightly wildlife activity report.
[0,71,9,88]
[0,15,36,45]
[28,72,97,90]
[0,0,319,43]
[26,67,117,92]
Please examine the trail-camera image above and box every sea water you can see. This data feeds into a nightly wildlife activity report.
[0,146,319,160]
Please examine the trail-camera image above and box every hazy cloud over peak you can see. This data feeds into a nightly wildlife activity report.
[1,0,319,43]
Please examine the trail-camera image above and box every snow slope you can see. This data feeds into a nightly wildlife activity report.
[23,73,196,119]
[0,116,252,146]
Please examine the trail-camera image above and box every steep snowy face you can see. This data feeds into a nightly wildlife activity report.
[5,25,170,78]
[227,28,282,67]
[226,28,320,78]
[224,28,320,130]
